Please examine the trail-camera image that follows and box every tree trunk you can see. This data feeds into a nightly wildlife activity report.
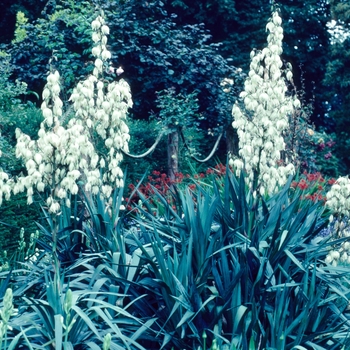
[167,130,179,181]
[225,124,237,158]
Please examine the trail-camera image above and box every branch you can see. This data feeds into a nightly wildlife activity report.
[122,130,165,158]
[180,129,223,163]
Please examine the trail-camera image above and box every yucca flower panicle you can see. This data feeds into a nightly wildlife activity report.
[69,14,132,198]
[5,13,133,213]
[230,11,299,195]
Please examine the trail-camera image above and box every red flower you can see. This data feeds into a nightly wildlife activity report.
[306,173,316,182]
[298,179,308,190]
[291,181,298,188]
[215,163,226,175]
[328,178,336,185]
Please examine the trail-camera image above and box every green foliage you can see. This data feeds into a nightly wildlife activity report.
[8,0,95,96]
[12,11,28,44]
[0,196,40,256]
[123,118,221,189]
[105,0,240,135]
[0,0,46,44]
[155,88,199,132]
[0,55,42,255]
[123,118,168,186]
[0,55,28,111]
[324,1,350,174]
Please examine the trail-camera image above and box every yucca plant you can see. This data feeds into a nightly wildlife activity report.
[118,168,350,349]
[3,166,350,350]
[9,273,153,349]
[2,183,157,349]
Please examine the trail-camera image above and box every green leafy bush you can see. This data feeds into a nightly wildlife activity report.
[0,54,42,255]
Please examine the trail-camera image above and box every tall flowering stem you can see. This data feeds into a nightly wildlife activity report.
[14,14,132,217]
[69,15,132,199]
[230,11,298,196]
[5,13,132,259]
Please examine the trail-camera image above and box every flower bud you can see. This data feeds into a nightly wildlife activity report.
[101,50,111,60]
[101,25,110,35]
[91,20,101,30]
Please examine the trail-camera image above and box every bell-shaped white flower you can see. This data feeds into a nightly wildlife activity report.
[231,10,296,195]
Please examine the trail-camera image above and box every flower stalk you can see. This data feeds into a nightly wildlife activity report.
[230,11,297,196]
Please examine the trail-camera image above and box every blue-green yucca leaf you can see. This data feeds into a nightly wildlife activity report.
[221,170,245,234]
[90,306,144,350]
[37,203,55,233]
[259,209,287,250]
[237,171,250,236]
[176,309,195,329]
[268,209,322,271]
[81,194,108,250]
[248,336,256,350]
[232,304,249,336]
[45,271,64,316]
[213,251,242,296]
[180,186,221,278]
[85,341,104,350]
[284,249,306,272]
[21,297,55,340]
[54,314,63,350]
[129,233,164,281]
[134,215,182,245]
[210,260,244,332]
[0,269,12,299]
[135,188,155,218]
[111,172,128,227]
[7,326,35,350]
[71,304,102,341]
[149,184,183,222]
[149,228,175,287]
[130,317,158,342]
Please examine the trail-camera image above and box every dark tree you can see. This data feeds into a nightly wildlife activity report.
[324,0,350,173]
